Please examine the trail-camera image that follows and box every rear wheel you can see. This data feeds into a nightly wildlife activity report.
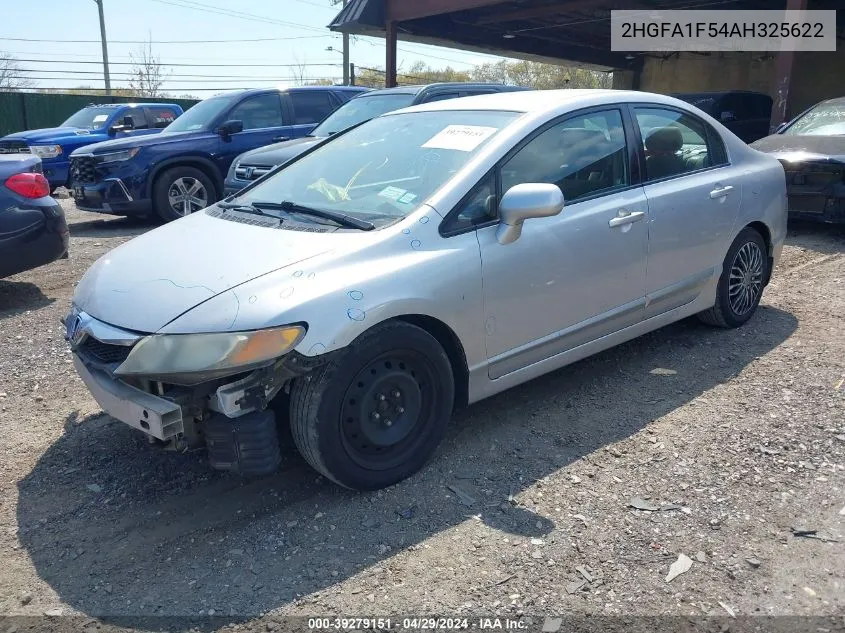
[289,322,454,490]
[698,227,767,328]
[152,166,216,222]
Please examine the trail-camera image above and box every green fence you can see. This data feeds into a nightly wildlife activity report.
[0,92,200,136]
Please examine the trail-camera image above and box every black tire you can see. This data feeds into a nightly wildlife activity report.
[152,166,216,223]
[698,227,768,328]
[289,321,454,490]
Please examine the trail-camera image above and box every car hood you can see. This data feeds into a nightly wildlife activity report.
[70,130,201,156]
[751,134,845,162]
[2,127,96,143]
[73,208,342,333]
[237,136,324,167]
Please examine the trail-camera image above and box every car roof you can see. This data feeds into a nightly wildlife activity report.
[397,88,622,113]
[83,102,182,108]
[361,82,526,97]
[672,90,770,97]
[203,86,369,100]
[821,96,845,105]
[393,89,730,121]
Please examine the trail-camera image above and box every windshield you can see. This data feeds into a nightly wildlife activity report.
[163,96,232,133]
[235,110,518,227]
[783,103,845,136]
[61,107,117,130]
[311,93,416,136]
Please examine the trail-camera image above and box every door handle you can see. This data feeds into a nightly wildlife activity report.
[272,136,290,142]
[608,211,646,228]
[709,185,734,199]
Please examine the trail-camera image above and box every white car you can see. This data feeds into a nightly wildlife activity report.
[66,89,787,490]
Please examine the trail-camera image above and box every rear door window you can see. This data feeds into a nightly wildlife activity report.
[423,92,461,103]
[289,91,336,125]
[634,106,727,181]
[146,106,179,128]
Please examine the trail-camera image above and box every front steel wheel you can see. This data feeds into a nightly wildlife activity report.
[289,322,454,490]
[698,227,768,328]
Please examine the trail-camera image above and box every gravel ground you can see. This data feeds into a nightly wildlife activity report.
[0,199,843,632]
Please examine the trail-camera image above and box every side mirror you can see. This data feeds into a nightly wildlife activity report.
[496,183,564,245]
[122,115,135,129]
[217,119,244,139]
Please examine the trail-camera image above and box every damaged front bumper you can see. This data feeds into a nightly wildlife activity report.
[66,311,324,473]
[781,159,845,223]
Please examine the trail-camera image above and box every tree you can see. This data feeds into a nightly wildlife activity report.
[291,54,309,86]
[128,36,169,97]
[471,60,611,89]
[0,52,35,91]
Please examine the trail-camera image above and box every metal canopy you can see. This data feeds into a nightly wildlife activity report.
[329,0,843,72]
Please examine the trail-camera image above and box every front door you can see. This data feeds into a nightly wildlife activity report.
[476,108,649,379]
[631,105,742,318]
[215,93,289,174]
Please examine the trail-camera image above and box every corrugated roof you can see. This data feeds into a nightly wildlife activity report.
[328,0,384,31]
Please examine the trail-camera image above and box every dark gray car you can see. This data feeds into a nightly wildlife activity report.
[0,155,69,279]
[751,96,845,224]
[223,82,532,195]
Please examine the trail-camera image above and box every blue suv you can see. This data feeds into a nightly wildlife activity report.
[69,86,367,222]
[0,102,183,191]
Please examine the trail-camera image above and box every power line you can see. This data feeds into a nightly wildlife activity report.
[145,0,329,33]
[11,68,342,79]
[28,83,342,92]
[0,57,340,68]
[12,76,341,84]
[0,35,333,44]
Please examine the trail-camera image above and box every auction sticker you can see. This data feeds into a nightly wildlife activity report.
[422,125,497,152]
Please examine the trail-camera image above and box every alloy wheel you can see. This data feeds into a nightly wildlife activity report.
[167,177,208,216]
[728,241,764,316]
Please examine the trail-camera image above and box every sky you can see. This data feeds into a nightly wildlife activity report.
[1,0,511,96]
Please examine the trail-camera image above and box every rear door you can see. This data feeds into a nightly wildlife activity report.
[631,104,741,318]
[215,92,287,173]
[283,90,339,139]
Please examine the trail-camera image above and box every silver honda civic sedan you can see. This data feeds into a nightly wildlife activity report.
[66,89,787,490]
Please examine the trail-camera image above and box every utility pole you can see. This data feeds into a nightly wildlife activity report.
[342,0,349,85]
[93,0,112,95]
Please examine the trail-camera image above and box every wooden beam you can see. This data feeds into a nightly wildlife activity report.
[386,0,506,23]
[385,20,398,88]
[474,0,608,25]
[769,0,807,132]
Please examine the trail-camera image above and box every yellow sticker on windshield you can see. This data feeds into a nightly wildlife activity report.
[422,125,497,152]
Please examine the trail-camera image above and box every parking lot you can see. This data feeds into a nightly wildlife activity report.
[0,198,843,629]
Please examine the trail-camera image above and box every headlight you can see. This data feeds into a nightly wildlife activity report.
[96,147,140,164]
[114,325,306,384]
[30,145,63,159]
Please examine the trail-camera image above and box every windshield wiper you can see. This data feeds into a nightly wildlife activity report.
[217,201,277,218]
[253,201,375,231]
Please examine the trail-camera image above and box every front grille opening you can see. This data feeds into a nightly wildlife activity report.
[0,141,30,154]
[70,156,98,184]
[80,337,132,364]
